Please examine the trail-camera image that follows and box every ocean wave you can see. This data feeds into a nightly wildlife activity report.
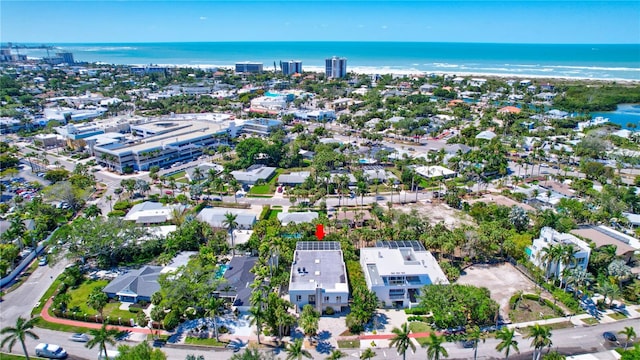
[542,65,640,71]
[432,63,459,68]
[77,46,138,52]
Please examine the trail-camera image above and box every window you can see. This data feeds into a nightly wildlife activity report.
[324,296,330,302]
[336,296,342,303]
[308,295,315,303]
[296,295,301,302]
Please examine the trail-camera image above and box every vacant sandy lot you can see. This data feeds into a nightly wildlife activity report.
[394,201,475,229]
[456,263,538,318]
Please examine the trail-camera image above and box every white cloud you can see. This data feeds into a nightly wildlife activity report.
[199,16,207,21]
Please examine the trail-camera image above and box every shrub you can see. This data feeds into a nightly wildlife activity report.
[107,210,126,217]
[218,325,229,334]
[405,307,428,315]
[440,261,461,282]
[163,311,179,331]
[324,307,335,316]
[113,201,131,211]
[407,315,428,322]
[128,307,141,313]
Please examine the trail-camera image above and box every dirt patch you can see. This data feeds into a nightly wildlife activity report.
[393,202,475,229]
[456,263,538,318]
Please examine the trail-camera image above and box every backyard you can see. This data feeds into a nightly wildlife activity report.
[61,279,139,321]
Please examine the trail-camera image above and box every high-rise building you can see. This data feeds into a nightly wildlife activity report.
[235,62,263,74]
[325,56,347,79]
[56,52,75,64]
[280,60,302,75]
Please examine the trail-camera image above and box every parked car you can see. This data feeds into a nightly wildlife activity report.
[69,333,89,342]
[603,331,618,343]
[38,257,48,266]
[35,343,68,359]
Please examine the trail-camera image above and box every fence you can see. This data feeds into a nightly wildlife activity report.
[0,226,61,288]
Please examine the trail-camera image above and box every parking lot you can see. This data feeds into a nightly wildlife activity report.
[456,262,538,318]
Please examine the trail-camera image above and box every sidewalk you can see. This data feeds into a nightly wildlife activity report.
[40,297,167,335]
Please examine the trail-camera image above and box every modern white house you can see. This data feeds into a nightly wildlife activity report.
[528,227,591,277]
[360,241,449,308]
[289,242,349,314]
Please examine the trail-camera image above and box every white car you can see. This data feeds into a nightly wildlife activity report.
[35,343,68,359]
[69,333,90,342]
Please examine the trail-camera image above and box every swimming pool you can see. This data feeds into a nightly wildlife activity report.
[215,264,229,279]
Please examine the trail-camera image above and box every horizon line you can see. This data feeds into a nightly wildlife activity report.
[3,41,640,46]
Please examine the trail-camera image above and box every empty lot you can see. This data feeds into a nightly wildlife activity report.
[456,262,538,318]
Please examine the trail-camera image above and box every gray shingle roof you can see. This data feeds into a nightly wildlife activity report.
[217,256,258,307]
[102,265,162,299]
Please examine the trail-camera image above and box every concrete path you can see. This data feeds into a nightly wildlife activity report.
[40,297,167,335]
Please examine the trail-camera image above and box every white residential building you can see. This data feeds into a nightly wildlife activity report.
[289,242,349,314]
[361,241,449,308]
[528,227,591,277]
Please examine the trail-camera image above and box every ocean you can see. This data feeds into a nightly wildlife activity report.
[15,42,640,81]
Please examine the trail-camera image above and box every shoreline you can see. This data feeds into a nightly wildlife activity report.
[142,63,640,83]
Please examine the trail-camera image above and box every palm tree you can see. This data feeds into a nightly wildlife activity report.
[326,349,347,360]
[540,244,562,281]
[85,323,121,359]
[495,327,519,360]
[424,332,449,360]
[565,268,594,297]
[360,348,377,360]
[207,297,225,341]
[285,338,312,360]
[105,195,113,212]
[1,317,39,360]
[619,326,636,350]
[223,212,238,256]
[527,324,552,360]
[192,167,203,183]
[466,326,485,360]
[248,305,265,344]
[389,323,415,360]
[84,204,102,218]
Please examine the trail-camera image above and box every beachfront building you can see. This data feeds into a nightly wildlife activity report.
[528,227,591,278]
[241,118,283,136]
[280,60,302,75]
[361,241,449,308]
[235,62,263,74]
[289,241,349,313]
[130,66,168,76]
[325,56,347,79]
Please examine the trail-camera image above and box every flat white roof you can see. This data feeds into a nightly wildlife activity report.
[360,247,448,285]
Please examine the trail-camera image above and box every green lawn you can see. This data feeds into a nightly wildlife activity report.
[268,210,282,220]
[249,184,271,194]
[581,317,599,325]
[185,337,227,346]
[409,322,433,346]
[166,171,186,180]
[607,312,627,320]
[337,340,359,348]
[64,280,137,320]
[32,277,64,316]
[34,317,97,333]
[65,279,109,315]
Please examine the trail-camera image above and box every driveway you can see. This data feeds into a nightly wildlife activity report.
[456,263,538,318]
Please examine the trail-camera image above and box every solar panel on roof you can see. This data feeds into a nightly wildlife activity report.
[296,241,340,251]
[375,240,425,252]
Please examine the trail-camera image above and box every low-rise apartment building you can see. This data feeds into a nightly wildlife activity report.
[289,242,349,314]
[361,241,449,308]
[528,227,591,277]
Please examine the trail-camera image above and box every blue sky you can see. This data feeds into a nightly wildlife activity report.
[2,1,639,44]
